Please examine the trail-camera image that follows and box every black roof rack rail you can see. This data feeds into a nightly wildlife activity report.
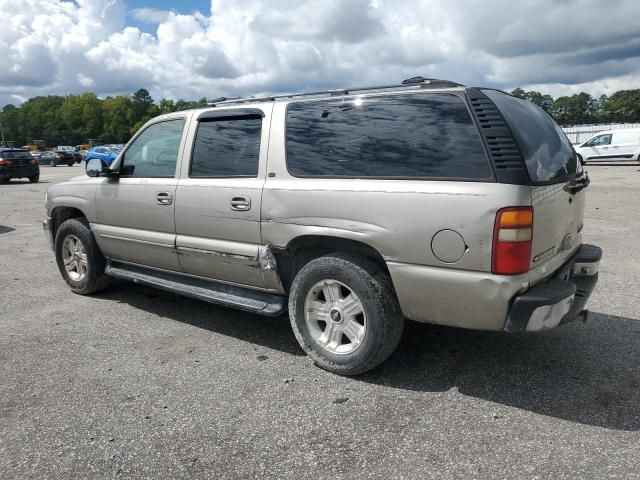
[401,76,463,87]
[207,95,274,107]
[206,76,464,107]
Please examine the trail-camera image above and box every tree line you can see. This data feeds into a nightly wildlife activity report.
[1,86,639,148]
[0,89,208,148]
[511,88,640,125]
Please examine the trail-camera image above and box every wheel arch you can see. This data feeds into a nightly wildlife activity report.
[50,206,88,241]
[273,235,390,292]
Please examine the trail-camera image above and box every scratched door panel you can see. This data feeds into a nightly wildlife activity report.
[174,105,276,290]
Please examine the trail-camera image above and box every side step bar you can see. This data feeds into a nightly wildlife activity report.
[105,261,287,316]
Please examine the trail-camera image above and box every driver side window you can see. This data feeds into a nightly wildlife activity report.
[121,119,186,178]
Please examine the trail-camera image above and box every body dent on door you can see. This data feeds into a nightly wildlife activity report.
[174,104,281,291]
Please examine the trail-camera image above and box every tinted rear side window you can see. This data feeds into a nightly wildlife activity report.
[286,94,492,180]
[190,117,262,177]
[483,89,578,184]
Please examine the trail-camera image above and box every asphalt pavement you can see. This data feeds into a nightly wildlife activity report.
[1,163,639,479]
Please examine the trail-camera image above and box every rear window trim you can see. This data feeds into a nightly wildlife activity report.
[283,91,496,183]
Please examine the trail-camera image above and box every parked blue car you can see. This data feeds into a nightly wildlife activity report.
[85,146,120,166]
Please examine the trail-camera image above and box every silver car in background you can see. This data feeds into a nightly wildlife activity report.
[43,77,601,375]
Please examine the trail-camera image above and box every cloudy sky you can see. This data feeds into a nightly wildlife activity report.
[1,0,639,106]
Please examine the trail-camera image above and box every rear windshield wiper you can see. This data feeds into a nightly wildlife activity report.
[564,174,590,194]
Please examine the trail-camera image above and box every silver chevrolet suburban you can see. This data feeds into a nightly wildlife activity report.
[44,77,602,375]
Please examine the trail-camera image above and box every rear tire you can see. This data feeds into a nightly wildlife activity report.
[288,253,404,376]
[50,160,57,167]
[28,175,39,183]
[67,162,73,167]
[54,218,111,295]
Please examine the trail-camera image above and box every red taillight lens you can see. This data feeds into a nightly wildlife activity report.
[492,207,533,275]
[0,159,9,166]
[56,154,63,159]
[30,158,38,165]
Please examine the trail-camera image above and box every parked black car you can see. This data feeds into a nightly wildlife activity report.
[0,148,40,183]
[56,146,83,163]
[40,150,76,167]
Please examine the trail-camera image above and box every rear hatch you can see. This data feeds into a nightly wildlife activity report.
[57,151,75,161]
[483,90,587,285]
[1,150,35,169]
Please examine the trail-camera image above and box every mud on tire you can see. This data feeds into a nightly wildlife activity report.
[288,253,404,376]
[54,218,111,295]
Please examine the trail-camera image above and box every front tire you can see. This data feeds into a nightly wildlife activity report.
[288,253,404,376]
[50,159,57,167]
[28,175,39,183]
[54,218,110,295]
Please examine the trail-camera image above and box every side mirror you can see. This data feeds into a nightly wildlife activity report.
[86,158,112,177]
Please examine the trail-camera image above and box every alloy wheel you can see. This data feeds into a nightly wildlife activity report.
[62,235,88,281]
[304,279,367,355]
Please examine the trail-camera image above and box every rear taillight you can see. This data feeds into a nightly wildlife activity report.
[0,159,9,166]
[492,207,533,275]
[29,158,38,165]
[56,154,63,159]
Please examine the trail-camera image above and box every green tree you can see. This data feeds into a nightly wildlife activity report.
[158,98,176,114]
[511,88,554,112]
[549,92,595,125]
[59,93,103,145]
[132,88,155,121]
[101,95,137,143]
[17,96,65,147]
[0,104,20,145]
[604,90,640,123]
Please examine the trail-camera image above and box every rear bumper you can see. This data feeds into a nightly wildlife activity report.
[0,166,39,178]
[504,244,602,332]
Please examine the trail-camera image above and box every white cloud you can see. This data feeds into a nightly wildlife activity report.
[131,7,171,24]
[0,0,639,107]
[77,73,95,88]
[523,72,640,99]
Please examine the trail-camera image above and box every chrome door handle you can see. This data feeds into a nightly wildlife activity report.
[230,196,251,211]
[156,192,173,205]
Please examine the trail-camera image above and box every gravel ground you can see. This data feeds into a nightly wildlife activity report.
[1,163,639,479]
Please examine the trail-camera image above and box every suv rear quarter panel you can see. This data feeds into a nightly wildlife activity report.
[262,101,533,329]
[263,101,531,271]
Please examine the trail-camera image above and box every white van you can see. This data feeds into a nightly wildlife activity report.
[575,128,640,164]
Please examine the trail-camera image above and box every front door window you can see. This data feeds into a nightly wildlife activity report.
[121,119,185,178]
